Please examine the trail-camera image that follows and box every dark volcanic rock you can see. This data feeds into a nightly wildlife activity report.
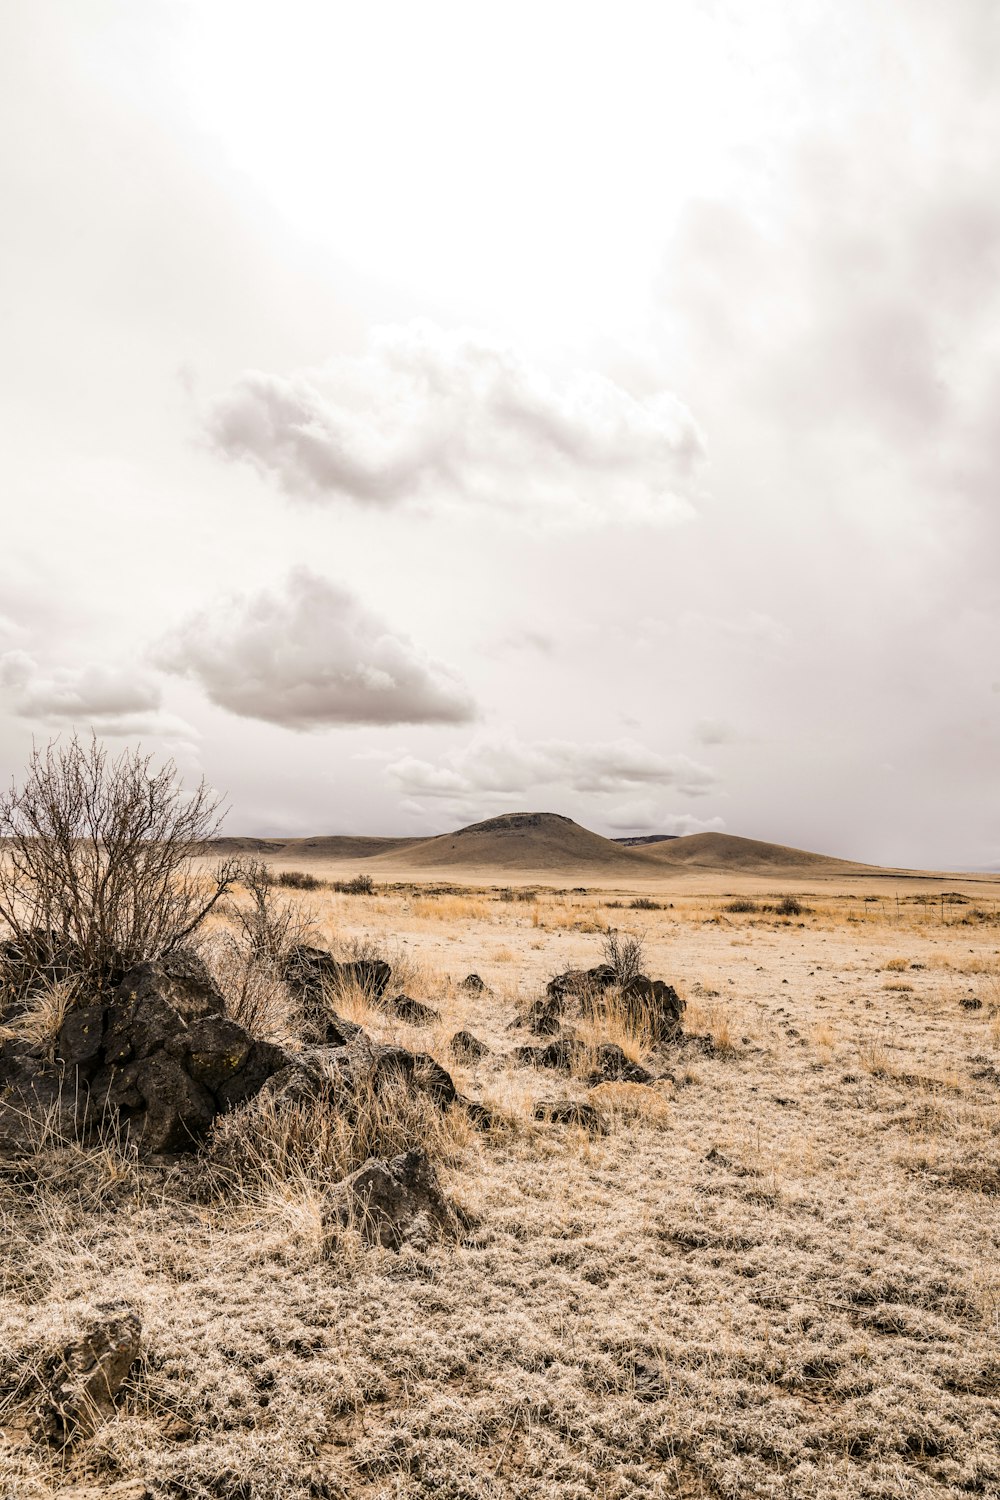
[512,1037,652,1085]
[533,1098,607,1133]
[591,1044,654,1084]
[37,1302,141,1442]
[546,964,616,1004]
[618,976,685,1044]
[522,994,565,1036]
[0,1039,86,1155]
[283,945,388,1039]
[328,1147,458,1250]
[383,993,440,1026]
[545,964,686,1045]
[3,948,469,1159]
[284,946,391,1002]
[449,1029,491,1061]
[513,1037,587,1073]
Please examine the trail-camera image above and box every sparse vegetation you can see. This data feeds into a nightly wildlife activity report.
[3,798,1000,1498]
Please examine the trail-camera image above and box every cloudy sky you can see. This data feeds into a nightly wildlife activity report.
[2,0,999,869]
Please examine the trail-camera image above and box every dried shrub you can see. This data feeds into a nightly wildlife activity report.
[271,869,323,890]
[602,930,646,989]
[0,735,240,995]
[334,874,375,895]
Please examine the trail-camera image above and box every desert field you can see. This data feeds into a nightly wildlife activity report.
[3,825,1000,1499]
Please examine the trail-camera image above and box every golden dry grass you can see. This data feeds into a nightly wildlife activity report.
[3,870,1000,1497]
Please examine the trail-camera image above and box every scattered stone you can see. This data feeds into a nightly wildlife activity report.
[327,1147,458,1250]
[285,945,391,1003]
[38,1302,141,1442]
[533,1099,606,1133]
[513,1038,652,1085]
[282,945,385,1039]
[544,966,685,1045]
[591,1044,654,1085]
[514,1037,586,1073]
[460,973,487,994]
[546,965,616,1004]
[383,993,440,1026]
[522,994,565,1036]
[449,1029,491,1061]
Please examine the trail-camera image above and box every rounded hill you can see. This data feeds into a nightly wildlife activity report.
[364,811,648,874]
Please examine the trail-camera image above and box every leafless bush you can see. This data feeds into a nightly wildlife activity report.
[225,860,315,967]
[207,860,316,1037]
[602,929,646,988]
[0,735,240,993]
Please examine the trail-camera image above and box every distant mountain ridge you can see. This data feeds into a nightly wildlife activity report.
[211,813,877,876]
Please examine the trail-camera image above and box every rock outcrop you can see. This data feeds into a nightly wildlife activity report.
[326,1147,458,1250]
[36,1302,142,1443]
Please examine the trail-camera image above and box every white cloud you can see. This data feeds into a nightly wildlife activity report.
[157,568,476,730]
[386,734,718,801]
[204,321,704,525]
[0,650,192,738]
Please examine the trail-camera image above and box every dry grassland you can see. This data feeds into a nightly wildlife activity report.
[2,872,1000,1498]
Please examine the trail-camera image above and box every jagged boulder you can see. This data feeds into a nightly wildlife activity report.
[382,993,440,1026]
[283,945,388,1041]
[545,964,617,1004]
[0,1038,86,1154]
[326,1147,458,1250]
[36,1302,142,1443]
[2,957,292,1157]
[284,946,391,1002]
[449,1029,491,1061]
[544,965,685,1045]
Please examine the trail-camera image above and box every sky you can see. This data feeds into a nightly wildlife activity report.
[1,0,999,869]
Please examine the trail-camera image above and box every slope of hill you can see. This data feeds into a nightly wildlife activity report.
[639,830,874,873]
[363,812,650,874]
[211,834,422,860]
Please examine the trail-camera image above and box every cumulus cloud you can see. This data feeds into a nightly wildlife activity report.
[386,734,718,801]
[157,568,475,730]
[0,650,191,738]
[204,321,704,524]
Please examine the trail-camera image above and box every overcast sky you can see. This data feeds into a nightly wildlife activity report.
[2,0,999,869]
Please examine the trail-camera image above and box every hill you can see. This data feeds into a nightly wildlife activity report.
[638,830,874,873]
[363,812,650,875]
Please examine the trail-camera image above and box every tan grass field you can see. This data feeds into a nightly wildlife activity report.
[3,834,1000,1498]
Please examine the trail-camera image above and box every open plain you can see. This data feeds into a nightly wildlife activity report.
[3,817,1000,1500]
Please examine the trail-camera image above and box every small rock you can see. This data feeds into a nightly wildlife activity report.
[40,1302,141,1442]
[384,993,440,1026]
[328,1147,458,1249]
[533,1099,606,1133]
[449,1029,491,1061]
